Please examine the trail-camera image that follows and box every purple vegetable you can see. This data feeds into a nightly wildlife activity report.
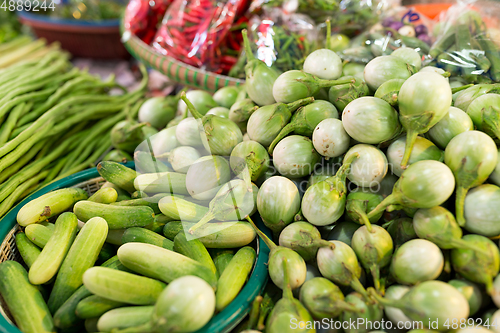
[389,22,405,31]
[417,34,432,45]
[382,17,396,27]
[414,24,428,35]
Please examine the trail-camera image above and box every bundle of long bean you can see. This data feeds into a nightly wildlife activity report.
[0,45,148,219]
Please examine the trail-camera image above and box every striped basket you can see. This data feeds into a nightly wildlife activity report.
[121,26,245,93]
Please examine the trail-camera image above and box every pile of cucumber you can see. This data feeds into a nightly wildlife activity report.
[1,161,258,333]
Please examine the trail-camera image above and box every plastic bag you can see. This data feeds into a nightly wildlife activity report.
[430,0,500,83]
[244,7,319,73]
[152,0,248,73]
[124,0,174,44]
[251,0,397,36]
[338,6,434,64]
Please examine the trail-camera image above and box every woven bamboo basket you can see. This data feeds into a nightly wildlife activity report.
[0,164,270,333]
[121,25,245,93]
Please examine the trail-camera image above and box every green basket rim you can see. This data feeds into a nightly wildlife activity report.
[0,162,270,333]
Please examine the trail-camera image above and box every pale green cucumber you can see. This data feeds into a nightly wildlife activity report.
[75,295,126,319]
[97,161,137,193]
[82,267,166,305]
[73,200,155,229]
[117,242,218,289]
[25,224,53,248]
[101,182,131,201]
[164,221,256,248]
[173,232,217,277]
[111,197,162,214]
[122,227,174,251]
[215,246,256,311]
[17,188,88,226]
[40,222,55,230]
[133,172,188,195]
[158,195,208,221]
[47,217,108,313]
[97,306,154,332]
[15,232,41,268]
[53,285,92,329]
[88,187,118,204]
[29,212,79,285]
[0,261,55,333]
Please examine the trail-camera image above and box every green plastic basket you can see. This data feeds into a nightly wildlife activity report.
[0,163,270,333]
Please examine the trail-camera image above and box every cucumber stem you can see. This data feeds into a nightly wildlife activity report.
[246,215,277,250]
[180,92,203,119]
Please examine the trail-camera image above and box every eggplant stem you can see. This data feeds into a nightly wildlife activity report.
[486,277,494,296]
[348,199,373,232]
[286,97,315,113]
[246,215,277,250]
[330,152,359,184]
[326,19,332,49]
[315,77,356,89]
[448,237,490,256]
[367,194,398,220]
[281,257,294,300]
[247,296,263,330]
[400,130,418,169]
[332,300,361,314]
[368,287,401,308]
[268,123,300,155]
[188,211,215,234]
[313,239,334,249]
[241,29,256,63]
[455,186,468,227]
[180,92,203,119]
[451,84,473,94]
[350,276,370,302]
[370,265,382,293]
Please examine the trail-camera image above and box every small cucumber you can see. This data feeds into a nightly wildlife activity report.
[25,223,53,248]
[101,182,131,201]
[88,187,118,204]
[48,217,108,313]
[97,306,154,332]
[15,232,41,268]
[97,161,137,193]
[97,242,116,264]
[134,172,188,195]
[163,221,184,240]
[174,232,217,277]
[17,188,88,226]
[111,196,163,214]
[84,317,99,333]
[164,221,256,248]
[82,267,166,305]
[106,229,126,245]
[158,195,209,221]
[215,246,256,311]
[0,261,55,333]
[122,227,174,251]
[53,286,92,329]
[74,200,155,229]
[75,295,126,319]
[40,222,55,230]
[101,255,133,272]
[29,212,79,285]
[212,249,235,278]
[117,242,217,289]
